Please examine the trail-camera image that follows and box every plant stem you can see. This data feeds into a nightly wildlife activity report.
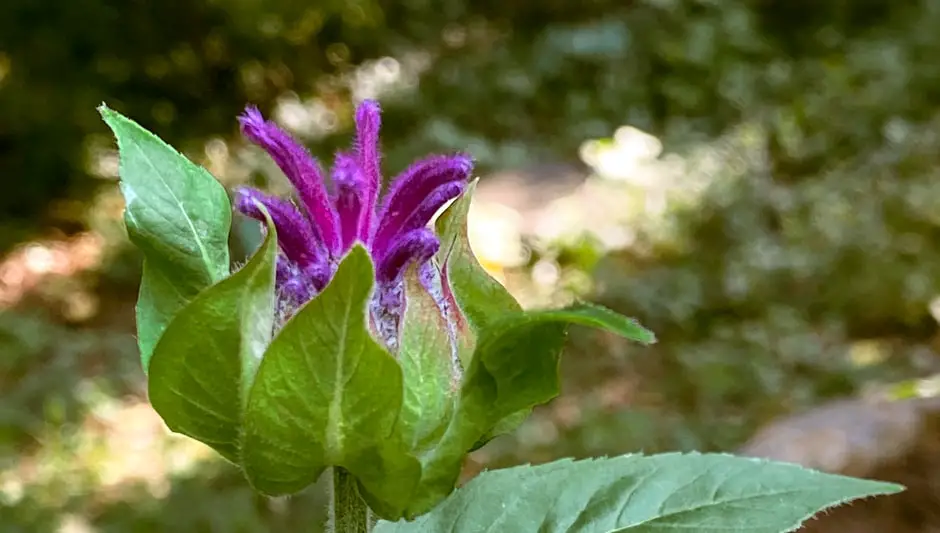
[329,467,374,533]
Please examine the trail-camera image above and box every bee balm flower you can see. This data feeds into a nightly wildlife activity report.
[233,101,472,346]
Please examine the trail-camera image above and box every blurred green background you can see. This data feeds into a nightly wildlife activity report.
[4,0,940,531]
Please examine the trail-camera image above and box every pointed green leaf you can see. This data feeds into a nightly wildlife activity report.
[377,453,903,533]
[476,303,655,447]
[99,104,232,369]
[435,179,522,331]
[241,245,420,518]
[147,210,277,463]
[407,303,656,516]
[397,265,459,451]
[551,303,657,344]
[473,409,529,450]
[434,179,526,445]
[474,303,653,422]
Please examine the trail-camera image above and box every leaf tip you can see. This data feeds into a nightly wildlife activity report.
[97,102,124,125]
[880,481,906,494]
[97,103,130,138]
[248,198,277,235]
[638,326,657,345]
[342,242,373,270]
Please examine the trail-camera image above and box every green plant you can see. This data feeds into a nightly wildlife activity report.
[98,100,901,532]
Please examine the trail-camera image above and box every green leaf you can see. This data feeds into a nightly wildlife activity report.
[397,265,459,451]
[473,303,653,421]
[434,179,525,445]
[407,303,656,516]
[376,453,903,533]
[435,179,522,332]
[147,209,277,463]
[241,245,420,518]
[99,104,232,369]
[476,303,655,447]
[472,409,529,450]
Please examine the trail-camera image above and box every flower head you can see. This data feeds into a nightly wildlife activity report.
[234,101,472,343]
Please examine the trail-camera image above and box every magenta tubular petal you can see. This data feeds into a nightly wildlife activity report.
[332,152,366,252]
[354,100,382,237]
[234,187,326,269]
[398,180,466,238]
[373,154,472,254]
[376,227,440,284]
[238,106,341,255]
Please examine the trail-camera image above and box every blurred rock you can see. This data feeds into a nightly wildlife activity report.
[739,396,940,533]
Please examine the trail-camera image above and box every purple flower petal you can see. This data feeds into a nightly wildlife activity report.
[332,152,366,252]
[354,100,382,237]
[376,227,440,284]
[234,187,326,270]
[399,180,465,238]
[239,106,341,255]
[373,154,472,255]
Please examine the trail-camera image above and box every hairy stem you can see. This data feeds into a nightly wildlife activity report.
[328,467,374,533]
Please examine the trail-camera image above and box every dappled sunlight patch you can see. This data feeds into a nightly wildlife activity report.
[56,514,93,533]
[85,400,216,499]
[456,122,770,311]
[0,232,105,312]
[466,201,526,280]
[2,396,217,511]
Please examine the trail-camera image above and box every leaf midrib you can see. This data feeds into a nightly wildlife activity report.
[326,286,353,459]
[614,486,838,531]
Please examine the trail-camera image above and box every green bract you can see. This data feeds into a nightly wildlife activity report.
[147,201,276,464]
[100,104,232,370]
[100,105,902,532]
[241,244,421,517]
